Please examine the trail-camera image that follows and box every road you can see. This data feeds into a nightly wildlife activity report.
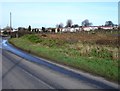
[1,37,119,90]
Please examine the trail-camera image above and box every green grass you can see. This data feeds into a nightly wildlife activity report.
[9,34,119,82]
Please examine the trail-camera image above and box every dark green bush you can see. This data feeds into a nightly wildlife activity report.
[24,34,42,43]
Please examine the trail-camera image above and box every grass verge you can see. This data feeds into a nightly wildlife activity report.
[9,34,119,82]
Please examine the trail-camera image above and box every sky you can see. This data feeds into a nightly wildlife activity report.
[0,1,119,29]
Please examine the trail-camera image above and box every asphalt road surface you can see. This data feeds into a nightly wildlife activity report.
[1,37,119,90]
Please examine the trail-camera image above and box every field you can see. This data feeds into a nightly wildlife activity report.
[9,31,119,82]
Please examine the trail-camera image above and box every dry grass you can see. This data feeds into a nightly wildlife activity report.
[38,32,119,46]
[37,32,119,60]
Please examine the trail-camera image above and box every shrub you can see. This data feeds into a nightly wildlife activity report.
[25,34,42,43]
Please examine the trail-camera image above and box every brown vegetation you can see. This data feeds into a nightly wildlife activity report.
[38,32,119,47]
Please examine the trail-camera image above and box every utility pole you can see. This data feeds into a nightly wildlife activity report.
[9,12,12,37]
[10,12,12,29]
[118,1,120,27]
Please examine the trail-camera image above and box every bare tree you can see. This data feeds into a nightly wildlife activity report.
[105,21,114,27]
[55,23,64,33]
[81,19,92,27]
[66,19,73,27]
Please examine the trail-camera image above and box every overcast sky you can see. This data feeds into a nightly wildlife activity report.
[0,1,118,28]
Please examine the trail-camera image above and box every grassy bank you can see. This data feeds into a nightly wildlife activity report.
[9,33,119,82]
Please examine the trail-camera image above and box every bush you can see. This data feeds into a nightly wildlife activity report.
[25,34,42,43]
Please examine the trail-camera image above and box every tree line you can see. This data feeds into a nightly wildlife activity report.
[1,19,118,38]
[56,19,116,29]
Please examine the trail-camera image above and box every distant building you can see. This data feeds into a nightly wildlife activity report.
[0,29,3,35]
[81,26,98,31]
[55,28,62,33]
[12,28,18,32]
[32,28,42,32]
[100,26,114,30]
[18,27,26,31]
[3,26,13,32]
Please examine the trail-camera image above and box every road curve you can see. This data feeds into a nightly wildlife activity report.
[1,37,119,90]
